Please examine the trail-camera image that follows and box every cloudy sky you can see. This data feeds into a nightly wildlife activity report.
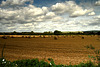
[0,0,100,32]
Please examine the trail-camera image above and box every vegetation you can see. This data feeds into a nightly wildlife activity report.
[54,30,62,35]
[85,44,95,49]
[97,31,100,35]
[0,30,100,35]
[1,57,100,67]
[85,44,100,65]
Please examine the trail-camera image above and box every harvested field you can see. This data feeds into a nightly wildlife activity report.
[0,35,100,65]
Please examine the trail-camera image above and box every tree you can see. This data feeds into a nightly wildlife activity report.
[97,31,100,38]
[98,31,100,35]
[13,31,17,35]
[30,31,34,35]
[54,30,62,35]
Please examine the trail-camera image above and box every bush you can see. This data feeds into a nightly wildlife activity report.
[0,58,99,67]
[0,58,16,67]
[85,44,95,49]
[0,58,100,67]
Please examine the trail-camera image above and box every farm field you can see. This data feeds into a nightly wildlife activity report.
[0,35,100,65]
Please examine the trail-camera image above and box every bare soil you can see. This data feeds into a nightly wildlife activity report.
[0,35,100,65]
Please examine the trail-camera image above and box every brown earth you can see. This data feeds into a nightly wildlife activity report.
[0,35,100,65]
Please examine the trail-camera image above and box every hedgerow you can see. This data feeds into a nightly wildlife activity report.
[0,58,100,67]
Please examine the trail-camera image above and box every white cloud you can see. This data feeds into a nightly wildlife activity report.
[95,0,100,6]
[0,2,62,25]
[51,1,93,17]
[88,12,95,16]
[70,9,93,17]
[51,16,62,21]
[24,23,33,26]
[0,0,33,6]
[46,12,55,17]
[0,0,100,32]
[51,3,66,14]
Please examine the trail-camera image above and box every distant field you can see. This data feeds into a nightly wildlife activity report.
[0,35,100,65]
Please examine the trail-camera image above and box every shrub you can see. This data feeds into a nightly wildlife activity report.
[0,58,16,67]
[85,44,95,49]
[85,45,89,49]
[13,59,51,67]
[0,58,99,67]
[89,44,95,49]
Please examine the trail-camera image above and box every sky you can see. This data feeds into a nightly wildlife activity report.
[0,0,100,32]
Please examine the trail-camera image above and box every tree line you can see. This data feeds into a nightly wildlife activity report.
[0,30,100,35]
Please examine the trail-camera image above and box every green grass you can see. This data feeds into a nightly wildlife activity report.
[85,44,95,49]
[0,58,100,67]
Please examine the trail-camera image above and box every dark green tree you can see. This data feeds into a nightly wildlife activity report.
[98,31,100,38]
[13,31,17,35]
[98,31,100,35]
[30,31,34,35]
[54,30,62,35]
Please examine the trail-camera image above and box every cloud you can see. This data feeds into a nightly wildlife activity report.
[95,0,100,6]
[70,9,93,17]
[0,0,100,32]
[51,2,66,14]
[88,12,95,16]
[0,2,62,25]
[79,15,100,27]
[94,15,100,19]
[51,1,93,17]
[0,0,33,6]
[45,12,56,19]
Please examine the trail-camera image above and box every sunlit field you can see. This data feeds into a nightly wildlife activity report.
[0,35,100,65]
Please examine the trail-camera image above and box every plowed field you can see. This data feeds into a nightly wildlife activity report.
[0,35,100,65]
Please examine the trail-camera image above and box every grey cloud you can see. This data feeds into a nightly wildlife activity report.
[89,22,100,26]
[88,16,100,26]
[95,0,100,6]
